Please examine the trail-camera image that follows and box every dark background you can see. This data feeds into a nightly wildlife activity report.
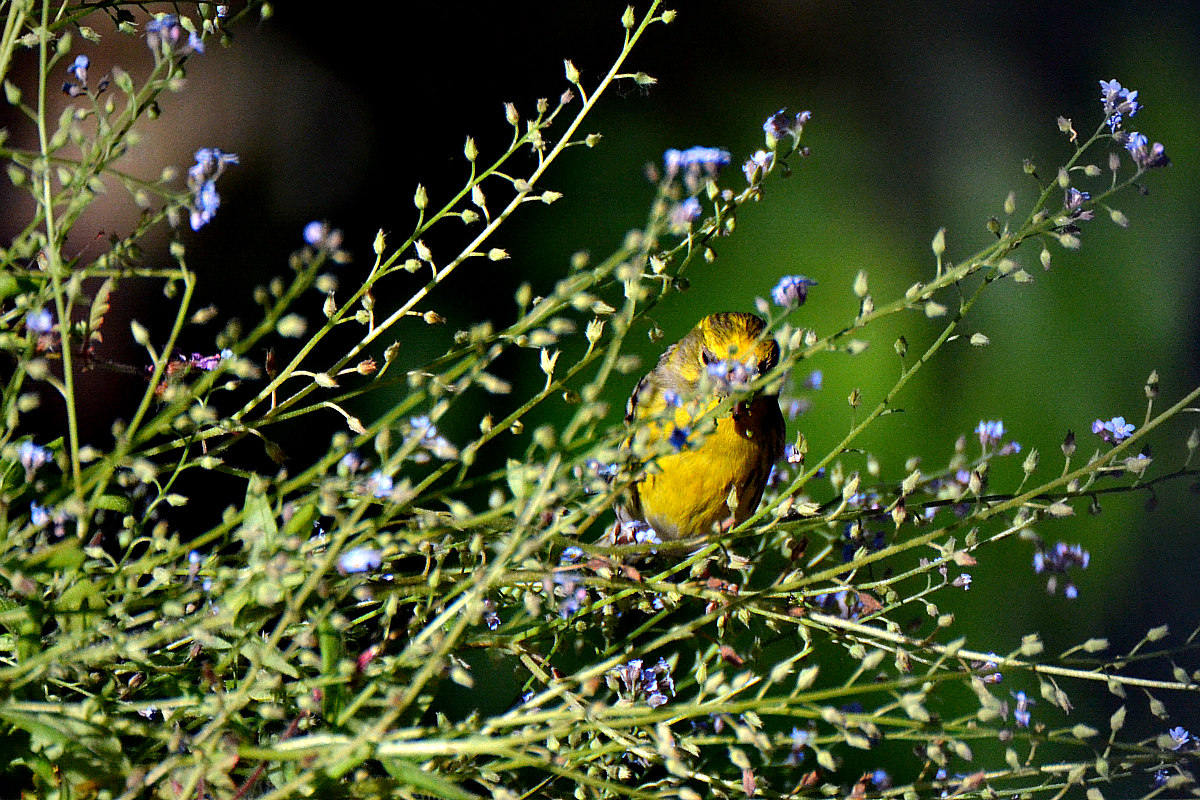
[5,0,1199,742]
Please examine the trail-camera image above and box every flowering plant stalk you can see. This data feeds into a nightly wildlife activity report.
[0,3,1197,800]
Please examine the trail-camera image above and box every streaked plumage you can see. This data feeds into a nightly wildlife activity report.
[619,312,786,540]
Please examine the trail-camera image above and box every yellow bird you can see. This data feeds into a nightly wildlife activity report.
[618,312,786,541]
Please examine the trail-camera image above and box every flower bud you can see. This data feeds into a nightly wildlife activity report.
[564,59,580,84]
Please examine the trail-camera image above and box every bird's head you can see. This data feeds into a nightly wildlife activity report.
[671,312,780,394]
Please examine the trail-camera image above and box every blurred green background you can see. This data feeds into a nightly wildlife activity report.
[6,0,1198,742]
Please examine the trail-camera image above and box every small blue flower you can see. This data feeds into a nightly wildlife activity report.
[763,108,787,138]
[303,220,345,251]
[789,727,810,748]
[187,351,227,371]
[678,197,701,219]
[618,519,661,546]
[30,503,50,527]
[614,656,675,709]
[742,148,775,184]
[1167,726,1191,751]
[1034,542,1090,597]
[551,570,588,618]
[771,274,817,308]
[705,358,754,389]
[763,108,812,150]
[198,180,220,213]
[1124,132,1170,169]
[662,146,732,192]
[189,181,220,230]
[1099,79,1141,131]
[975,419,1005,447]
[304,221,327,246]
[582,459,618,490]
[365,470,394,498]
[146,14,179,33]
[409,415,436,439]
[1091,415,1134,442]
[663,148,685,174]
[187,550,203,581]
[145,14,183,52]
[195,148,239,173]
[1011,690,1034,727]
[611,519,660,548]
[339,451,364,473]
[681,146,730,170]
[1064,188,1092,219]
[668,196,702,233]
[404,415,458,460]
[668,426,690,451]
[663,146,731,177]
[784,398,809,419]
[338,547,383,574]
[18,441,52,472]
[186,149,238,231]
[67,54,89,83]
[25,309,53,333]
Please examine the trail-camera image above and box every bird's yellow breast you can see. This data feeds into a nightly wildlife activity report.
[634,394,782,540]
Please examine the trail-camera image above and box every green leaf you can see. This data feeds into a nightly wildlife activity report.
[23,539,85,571]
[0,707,126,763]
[241,639,300,679]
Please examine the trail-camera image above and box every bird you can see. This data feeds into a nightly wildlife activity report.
[617,311,786,541]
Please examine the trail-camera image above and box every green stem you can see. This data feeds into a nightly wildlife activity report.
[33,2,82,503]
